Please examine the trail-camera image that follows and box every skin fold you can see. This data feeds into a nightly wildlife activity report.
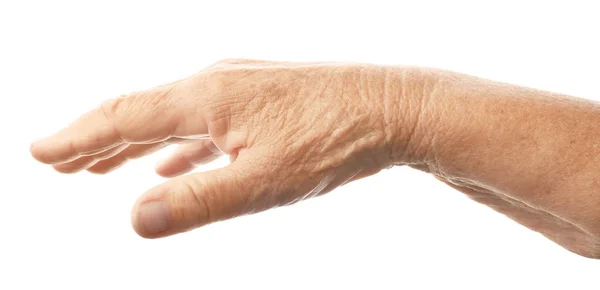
[30,59,600,259]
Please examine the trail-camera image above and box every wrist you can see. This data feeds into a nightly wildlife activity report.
[381,66,442,167]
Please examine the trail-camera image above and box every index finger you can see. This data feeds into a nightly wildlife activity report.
[30,102,125,164]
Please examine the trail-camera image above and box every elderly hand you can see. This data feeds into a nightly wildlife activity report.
[30,59,600,258]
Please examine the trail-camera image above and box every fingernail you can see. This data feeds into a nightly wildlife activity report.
[137,201,170,234]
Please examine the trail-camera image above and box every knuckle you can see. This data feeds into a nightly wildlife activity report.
[104,89,174,118]
[203,65,260,87]
[181,178,213,224]
[100,97,123,122]
[203,69,229,92]
[219,58,249,65]
[200,68,256,111]
[214,58,259,67]
[69,136,90,156]
[100,88,177,141]
[100,97,126,138]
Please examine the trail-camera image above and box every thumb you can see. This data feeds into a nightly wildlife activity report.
[131,159,266,238]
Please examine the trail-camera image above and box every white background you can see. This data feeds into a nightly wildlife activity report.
[1,0,599,289]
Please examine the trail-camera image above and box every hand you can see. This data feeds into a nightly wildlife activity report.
[30,59,418,239]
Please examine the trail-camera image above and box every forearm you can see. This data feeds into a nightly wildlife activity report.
[394,67,600,236]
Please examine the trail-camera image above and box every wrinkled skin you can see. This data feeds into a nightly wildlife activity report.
[30,59,600,258]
